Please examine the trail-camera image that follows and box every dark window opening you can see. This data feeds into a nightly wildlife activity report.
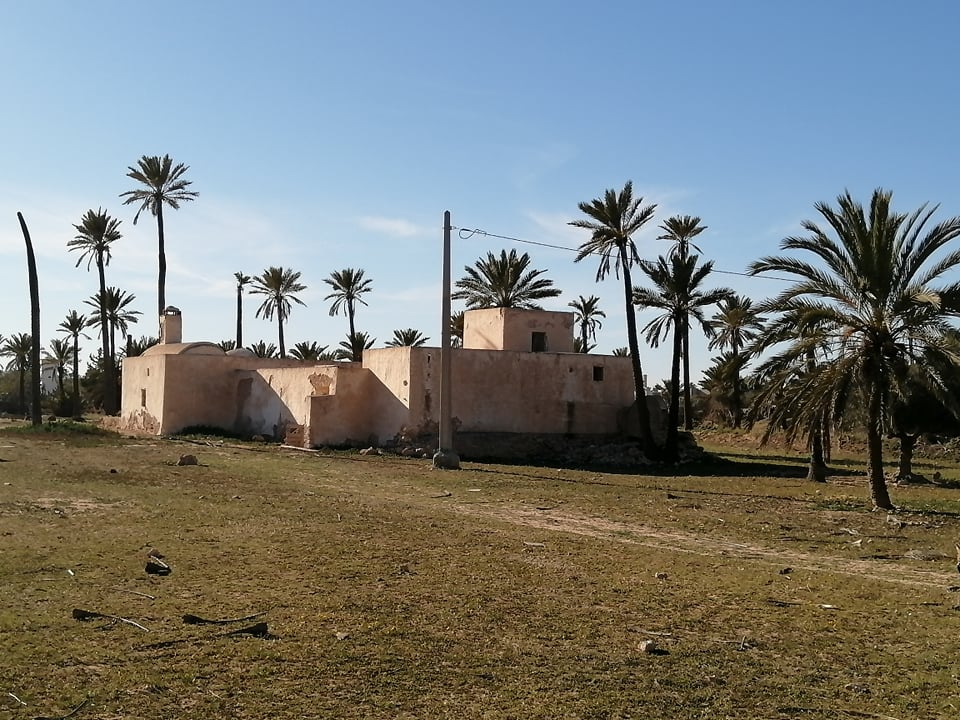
[531,332,547,352]
[140,389,147,407]
[593,366,604,382]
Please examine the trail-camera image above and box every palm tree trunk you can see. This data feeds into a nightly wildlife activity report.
[236,286,243,347]
[19,213,42,426]
[731,340,743,428]
[71,335,81,418]
[278,317,285,358]
[866,379,893,510]
[157,204,166,321]
[682,320,693,430]
[895,433,917,483]
[347,299,356,339]
[621,253,657,458]
[666,315,682,461]
[18,368,26,416]
[97,264,117,414]
[58,365,65,405]
[807,414,828,482]
[580,322,588,353]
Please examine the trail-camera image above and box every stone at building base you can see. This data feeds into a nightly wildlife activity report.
[432,449,461,470]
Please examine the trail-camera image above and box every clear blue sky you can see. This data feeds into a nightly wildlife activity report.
[3,1,960,385]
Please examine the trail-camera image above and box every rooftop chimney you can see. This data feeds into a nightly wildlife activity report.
[160,306,182,344]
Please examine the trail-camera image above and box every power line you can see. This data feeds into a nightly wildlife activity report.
[451,225,795,284]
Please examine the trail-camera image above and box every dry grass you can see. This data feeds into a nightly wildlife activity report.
[2,421,960,719]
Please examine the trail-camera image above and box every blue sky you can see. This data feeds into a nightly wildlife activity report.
[2,1,960,385]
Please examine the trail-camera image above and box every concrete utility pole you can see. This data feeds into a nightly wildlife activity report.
[433,210,460,469]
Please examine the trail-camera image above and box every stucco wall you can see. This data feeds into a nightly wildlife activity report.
[463,308,575,353]
[382,347,633,436]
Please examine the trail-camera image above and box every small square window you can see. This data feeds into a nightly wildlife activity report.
[593,366,604,382]
[531,332,547,352]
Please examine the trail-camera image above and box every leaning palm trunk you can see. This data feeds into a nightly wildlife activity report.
[621,255,657,457]
[18,213,42,426]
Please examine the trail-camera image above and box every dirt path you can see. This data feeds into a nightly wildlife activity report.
[449,501,956,590]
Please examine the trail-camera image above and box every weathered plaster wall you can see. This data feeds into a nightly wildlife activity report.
[119,355,166,434]
[386,347,633,436]
[463,308,575,353]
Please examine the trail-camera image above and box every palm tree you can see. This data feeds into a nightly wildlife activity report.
[85,287,142,368]
[707,295,766,427]
[748,188,960,510]
[43,338,74,406]
[119,154,198,320]
[217,340,237,352]
[289,341,331,361]
[248,341,278,358]
[569,182,659,457]
[633,253,731,458]
[124,335,159,358]
[568,295,606,354]
[450,311,464,348]
[68,208,121,414]
[611,346,629,357]
[323,268,372,340]
[336,331,375,361]
[453,249,561,309]
[748,310,834,483]
[58,311,88,418]
[658,215,708,430]
[234,272,252,348]
[573,338,596,354]
[1,333,32,415]
[699,352,747,425]
[249,266,307,358]
[386,328,430,347]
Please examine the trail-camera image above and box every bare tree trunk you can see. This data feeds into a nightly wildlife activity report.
[682,319,693,430]
[622,253,658,459]
[665,314,682,461]
[18,213,42,426]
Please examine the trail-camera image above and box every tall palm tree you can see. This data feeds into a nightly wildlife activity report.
[1,333,32,415]
[44,338,74,406]
[85,287,142,369]
[336,331,375,361]
[658,215,708,429]
[68,208,121,414]
[569,182,659,457]
[453,249,561,309]
[633,253,732,458]
[119,154,199,320]
[289,341,331,361]
[234,272,252,348]
[748,188,960,510]
[323,268,372,340]
[249,266,307,358]
[58,311,88,418]
[568,295,606,354]
[707,294,766,427]
[386,328,430,347]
